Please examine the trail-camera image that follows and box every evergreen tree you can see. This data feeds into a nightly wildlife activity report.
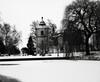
[27,36,36,56]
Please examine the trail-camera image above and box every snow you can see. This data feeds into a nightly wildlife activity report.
[0,60,100,82]
[0,53,65,59]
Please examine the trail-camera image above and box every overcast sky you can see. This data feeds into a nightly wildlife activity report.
[0,0,74,48]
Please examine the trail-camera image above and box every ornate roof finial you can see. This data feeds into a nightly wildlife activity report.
[41,17,43,21]
[39,17,46,26]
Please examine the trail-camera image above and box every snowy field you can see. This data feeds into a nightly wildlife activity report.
[0,60,100,82]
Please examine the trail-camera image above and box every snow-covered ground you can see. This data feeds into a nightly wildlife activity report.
[0,53,65,59]
[0,60,100,82]
[0,51,100,59]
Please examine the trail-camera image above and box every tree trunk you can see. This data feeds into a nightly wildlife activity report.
[85,36,90,55]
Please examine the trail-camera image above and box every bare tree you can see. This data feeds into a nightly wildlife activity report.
[62,0,100,55]
[0,23,21,55]
[47,19,57,35]
[30,21,39,44]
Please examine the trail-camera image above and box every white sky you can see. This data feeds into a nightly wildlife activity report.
[0,0,74,49]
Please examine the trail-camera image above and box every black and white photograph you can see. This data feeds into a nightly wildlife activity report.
[0,0,100,82]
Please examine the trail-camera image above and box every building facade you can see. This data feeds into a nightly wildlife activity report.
[35,17,50,55]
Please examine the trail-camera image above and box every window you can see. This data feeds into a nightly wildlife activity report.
[41,31,44,35]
